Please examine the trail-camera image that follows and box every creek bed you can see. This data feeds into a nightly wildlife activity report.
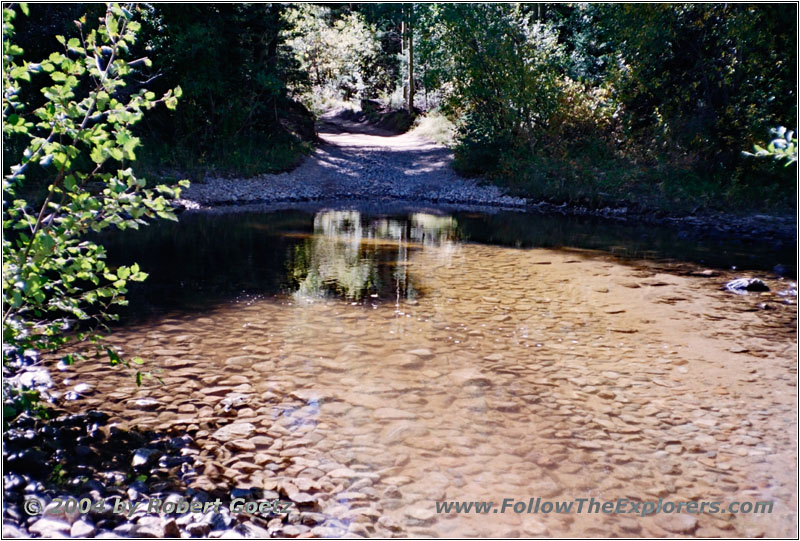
[44,208,797,537]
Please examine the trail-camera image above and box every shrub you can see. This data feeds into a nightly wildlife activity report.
[2,2,188,415]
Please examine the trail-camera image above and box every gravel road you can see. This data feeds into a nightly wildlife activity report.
[178,109,526,209]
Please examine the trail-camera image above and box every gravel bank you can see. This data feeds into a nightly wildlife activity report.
[178,109,527,210]
[176,110,795,250]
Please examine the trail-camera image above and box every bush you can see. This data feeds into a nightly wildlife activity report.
[2,3,187,415]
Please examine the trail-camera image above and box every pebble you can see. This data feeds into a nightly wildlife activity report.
[655,513,698,534]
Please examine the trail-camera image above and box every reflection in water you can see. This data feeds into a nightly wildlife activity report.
[288,211,459,301]
[103,207,794,320]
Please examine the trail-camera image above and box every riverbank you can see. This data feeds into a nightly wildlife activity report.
[175,110,795,255]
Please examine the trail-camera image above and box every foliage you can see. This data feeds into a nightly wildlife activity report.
[410,2,795,210]
[596,4,796,171]
[745,126,797,166]
[410,110,455,147]
[2,3,187,394]
[414,4,566,174]
[134,3,314,177]
[283,4,388,106]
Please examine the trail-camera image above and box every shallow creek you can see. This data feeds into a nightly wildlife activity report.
[52,209,796,537]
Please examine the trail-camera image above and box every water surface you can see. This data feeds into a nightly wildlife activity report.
[56,208,797,537]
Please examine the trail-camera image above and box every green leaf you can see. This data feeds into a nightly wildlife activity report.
[106,347,122,366]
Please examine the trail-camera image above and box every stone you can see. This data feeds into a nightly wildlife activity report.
[327,467,358,479]
[211,423,256,441]
[404,506,436,525]
[134,516,164,537]
[132,398,160,411]
[655,513,698,534]
[186,522,212,536]
[311,526,347,537]
[71,519,97,537]
[448,368,492,387]
[385,353,424,369]
[2,525,26,538]
[281,525,304,537]
[725,278,769,293]
[28,519,71,537]
[228,439,256,452]
[291,492,318,504]
[163,519,181,538]
[132,448,160,468]
[373,408,417,420]
[523,520,548,536]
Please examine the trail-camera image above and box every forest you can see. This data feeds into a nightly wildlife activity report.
[2,3,798,540]
[4,3,797,210]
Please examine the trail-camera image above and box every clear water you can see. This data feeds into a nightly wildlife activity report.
[55,208,796,537]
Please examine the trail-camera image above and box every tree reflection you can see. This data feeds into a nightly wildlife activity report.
[288,211,459,301]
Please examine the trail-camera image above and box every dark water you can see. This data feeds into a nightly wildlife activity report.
[105,207,795,319]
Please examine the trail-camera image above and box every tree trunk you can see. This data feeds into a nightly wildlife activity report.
[401,17,407,102]
[407,6,414,113]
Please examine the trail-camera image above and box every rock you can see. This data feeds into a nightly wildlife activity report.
[404,506,436,525]
[17,367,53,389]
[281,525,304,537]
[617,518,641,533]
[383,485,402,499]
[724,278,769,293]
[373,408,417,420]
[73,383,92,394]
[377,516,403,532]
[132,398,160,411]
[163,518,181,538]
[2,524,26,538]
[220,393,251,411]
[44,499,82,524]
[448,368,492,387]
[311,526,347,537]
[186,522,212,536]
[211,423,256,441]
[381,421,429,444]
[28,518,71,537]
[133,516,164,537]
[327,467,358,479]
[132,448,160,468]
[385,353,424,369]
[241,522,271,538]
[523,520,548,536]
[227,439,256,452]
[290,492,318,504]
[655,513,698,534]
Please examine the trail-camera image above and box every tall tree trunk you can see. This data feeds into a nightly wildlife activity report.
[401,16,407,102]
[407,5,414,114]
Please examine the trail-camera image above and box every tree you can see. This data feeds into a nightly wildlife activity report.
[283,4,386,104]
[2,2,188,410]
[596,3,797,172]
[416,4,566,173]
